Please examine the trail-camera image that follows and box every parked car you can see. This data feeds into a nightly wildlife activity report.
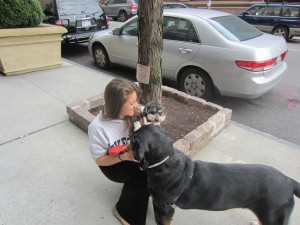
[88,8,288,99]
[101,0,138,22]
[163,2,198,9]
[237,2,300,40]
[40,0,109,44]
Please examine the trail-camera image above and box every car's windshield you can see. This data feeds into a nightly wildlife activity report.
[208,15,263,41]
[56,0,102,15]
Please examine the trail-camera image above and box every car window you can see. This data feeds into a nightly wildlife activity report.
[262,6,281,16]
[107,0,124,4]
[112,0,126,4]
[163,17,199,43]
[122,19,138,36]
[173,4,186,8]
[185,4,197,8]
[247,6,265,16]
[283,6,299,17]
[56,0,103,15]
[209,15,263,41]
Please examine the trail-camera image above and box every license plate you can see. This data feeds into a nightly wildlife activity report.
[81,20,91,27]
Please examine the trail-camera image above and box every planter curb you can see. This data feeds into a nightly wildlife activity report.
[66,85,232,156]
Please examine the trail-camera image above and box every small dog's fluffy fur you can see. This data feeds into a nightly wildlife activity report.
[134,101,166,131]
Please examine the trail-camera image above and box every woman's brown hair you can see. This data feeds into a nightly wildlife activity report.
[102,78,141,130]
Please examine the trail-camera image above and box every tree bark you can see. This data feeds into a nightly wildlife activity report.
[138,0,163,105]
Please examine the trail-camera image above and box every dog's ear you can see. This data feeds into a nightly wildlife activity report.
[130,135,149,170]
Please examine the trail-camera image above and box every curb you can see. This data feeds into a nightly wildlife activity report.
[66,85,232,156]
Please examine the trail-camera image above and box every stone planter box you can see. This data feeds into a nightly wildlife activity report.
[0,23,67,76]
[66,86,232,156]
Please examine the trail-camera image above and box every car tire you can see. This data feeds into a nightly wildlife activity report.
[179,68,213,100]
[93,44,110,69]
[118,11,128,22]
[272,26,289,40]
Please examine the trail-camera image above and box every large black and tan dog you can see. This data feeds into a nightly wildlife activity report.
[130,124,300,225]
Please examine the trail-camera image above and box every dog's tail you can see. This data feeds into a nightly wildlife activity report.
[293,179,300,198]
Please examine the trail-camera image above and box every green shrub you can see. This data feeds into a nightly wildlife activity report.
[0,0,44,28]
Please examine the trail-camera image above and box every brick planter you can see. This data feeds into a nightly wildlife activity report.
[66,86,232,156]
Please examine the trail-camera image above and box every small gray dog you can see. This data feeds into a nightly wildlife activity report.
[130,124,300,225]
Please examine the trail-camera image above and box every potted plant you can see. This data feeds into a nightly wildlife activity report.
[0,0,67,76]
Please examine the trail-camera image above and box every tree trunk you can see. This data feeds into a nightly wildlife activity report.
[138,0,163,105]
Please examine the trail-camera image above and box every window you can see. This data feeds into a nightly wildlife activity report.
[56,0,104,14]
[163,17,199,43]
[122,19,138,36]
[172,4,186,8]
[262,6,280,16]
[248,6,265,16]
[209,15,262,41]
[120,16,200,42]
[283,6,299,17]
[110,0,126,4]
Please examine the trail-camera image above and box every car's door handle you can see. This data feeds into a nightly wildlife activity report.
[179,48,192,53]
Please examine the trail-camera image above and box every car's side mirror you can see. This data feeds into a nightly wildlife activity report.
[113,28,121,35]
[242,11,250,16]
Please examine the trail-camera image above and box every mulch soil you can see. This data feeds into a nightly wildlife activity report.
[161,96,215,142]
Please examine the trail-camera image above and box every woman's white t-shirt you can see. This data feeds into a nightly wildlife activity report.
[88,111,130,161]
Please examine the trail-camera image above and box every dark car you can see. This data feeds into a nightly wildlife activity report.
[40,0,109,44]
[237,2,300,40]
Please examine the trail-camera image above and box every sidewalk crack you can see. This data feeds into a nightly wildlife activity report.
[0,120,68,146]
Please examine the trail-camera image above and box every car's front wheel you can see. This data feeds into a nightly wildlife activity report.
[272,26,289,40]
[118,11,128,22]
[93,45,109,69]
[179,68,213,100]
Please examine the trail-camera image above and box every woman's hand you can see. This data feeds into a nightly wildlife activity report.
[96,144,137,166]
[119,150,136,162]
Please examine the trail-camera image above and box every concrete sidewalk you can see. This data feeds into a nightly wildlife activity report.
[0,60,299,225]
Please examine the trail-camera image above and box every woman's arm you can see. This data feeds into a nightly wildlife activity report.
[96,154,122,166]
[96,149,135,166]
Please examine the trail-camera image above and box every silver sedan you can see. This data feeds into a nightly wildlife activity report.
[88,8,288,99]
